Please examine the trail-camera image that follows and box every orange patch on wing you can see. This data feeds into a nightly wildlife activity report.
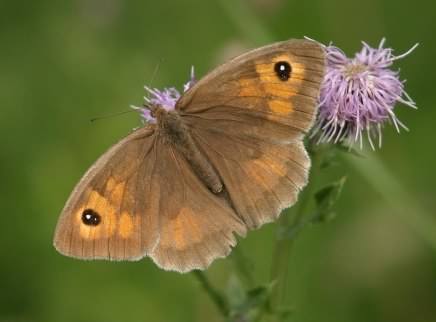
[106,177,116,191]
[109,181,126,207]
[238,78,263,97]
[168,207,203,250]
[171,216,187,250]
[76,189,117,240]
[254,157,287,177]
[268,99,294,115]
[118,212,134,239]
[242,151,288,187]
[87,190,104,208]
[264,83,295,98]
[237,57,308,115]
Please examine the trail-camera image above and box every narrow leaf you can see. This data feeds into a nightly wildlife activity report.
[314,176,347,222]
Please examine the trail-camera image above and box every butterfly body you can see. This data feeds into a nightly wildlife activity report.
[54,39,326,272]
[154,106,223,193]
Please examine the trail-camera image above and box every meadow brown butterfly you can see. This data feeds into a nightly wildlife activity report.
[53,39,326,272]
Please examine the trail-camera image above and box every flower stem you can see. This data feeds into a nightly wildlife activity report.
[269,144,323,318]
[231,246,256,288]
[192,271,229,317]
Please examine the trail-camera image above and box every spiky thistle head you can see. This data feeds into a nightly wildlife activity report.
[312,39,418,149]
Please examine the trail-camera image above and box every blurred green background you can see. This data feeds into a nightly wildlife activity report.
[1,0,435,321]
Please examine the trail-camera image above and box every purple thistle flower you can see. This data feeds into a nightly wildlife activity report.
[131,66,196,123]
[313,39,418,149]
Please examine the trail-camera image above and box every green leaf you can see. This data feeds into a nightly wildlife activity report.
[334,142,364,157]
[192,271,229,316]
[318,142,363,170]
[320,151,340,169]
[227,281,276,322]
[314,176,347,222]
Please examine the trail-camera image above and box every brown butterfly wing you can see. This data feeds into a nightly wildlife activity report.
[177,39,324,134]
[191,130,310,228]
[54,126,161,260]
[178,39,325,228]
[149,137,246,272]
[54,127,246,271]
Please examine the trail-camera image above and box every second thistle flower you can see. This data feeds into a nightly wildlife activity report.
[313,39,418,149]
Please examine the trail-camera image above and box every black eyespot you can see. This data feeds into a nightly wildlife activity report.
[81,209,101,226]
[274,61,292,81]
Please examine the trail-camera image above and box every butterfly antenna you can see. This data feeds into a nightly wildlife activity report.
[91,60,164,123]
[144,58,164,101]
[90,109,135,123]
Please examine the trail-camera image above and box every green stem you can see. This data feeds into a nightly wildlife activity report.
[231,246,256,288]
[193,271,229,317]
[269,145,324,318]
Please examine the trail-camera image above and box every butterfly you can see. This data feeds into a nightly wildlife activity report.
[53,39,326,272]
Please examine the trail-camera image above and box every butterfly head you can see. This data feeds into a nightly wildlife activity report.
[133,67,197,124]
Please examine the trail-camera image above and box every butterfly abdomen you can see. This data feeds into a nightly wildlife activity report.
[156,107,223,194]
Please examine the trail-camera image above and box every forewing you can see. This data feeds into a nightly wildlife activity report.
[177,39,325,140]
[53,126,160,261]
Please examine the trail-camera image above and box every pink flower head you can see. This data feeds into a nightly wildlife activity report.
[313,39,418,149]
[132,66,196,123]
